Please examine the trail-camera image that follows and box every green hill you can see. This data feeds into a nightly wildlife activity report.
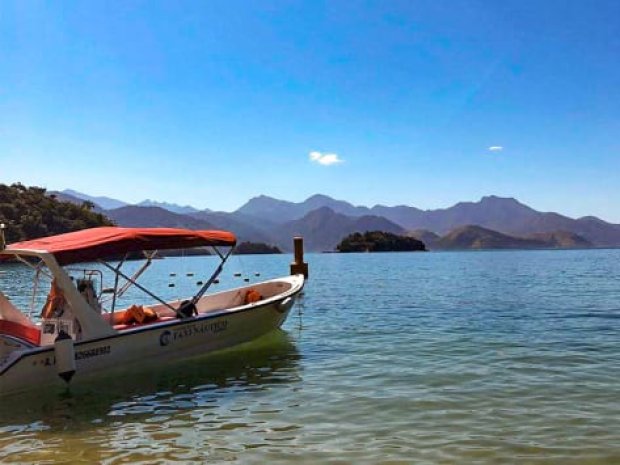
[0,183,113,243]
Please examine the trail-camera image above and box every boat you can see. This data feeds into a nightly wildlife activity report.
[0,226,305,397]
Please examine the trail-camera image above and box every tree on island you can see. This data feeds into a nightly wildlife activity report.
[336,231,426,253]
[0,183,114,243]
[233,241,282,255]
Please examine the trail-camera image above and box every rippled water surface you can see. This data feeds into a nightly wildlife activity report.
[1,250,619,464]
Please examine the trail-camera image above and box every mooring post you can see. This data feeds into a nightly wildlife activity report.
[0,223,5,251]
[290,236,309,278]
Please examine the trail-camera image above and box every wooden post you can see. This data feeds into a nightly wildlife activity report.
[290,236,309,278]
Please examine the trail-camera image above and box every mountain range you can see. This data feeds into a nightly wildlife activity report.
[54,189,620,252]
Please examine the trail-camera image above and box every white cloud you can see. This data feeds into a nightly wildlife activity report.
[488,146,504,152]
[309,151,343,166]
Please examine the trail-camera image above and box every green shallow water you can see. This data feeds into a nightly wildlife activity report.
[1,249,619,464]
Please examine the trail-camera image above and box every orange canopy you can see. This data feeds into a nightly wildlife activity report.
[3,227,236,265]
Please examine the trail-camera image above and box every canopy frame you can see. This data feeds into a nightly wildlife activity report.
[99,259,177,313]
[100,251,157,311]
[98,245,234,319]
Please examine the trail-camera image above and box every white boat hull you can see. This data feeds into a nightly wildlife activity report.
[0,275,303,397]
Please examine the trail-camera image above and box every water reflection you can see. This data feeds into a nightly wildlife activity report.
[0,331,301,433]
[3,251,620,464]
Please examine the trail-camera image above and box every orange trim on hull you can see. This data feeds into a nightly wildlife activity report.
[0,320,41,346]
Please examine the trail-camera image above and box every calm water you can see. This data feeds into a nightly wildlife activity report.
[1,250,619,464]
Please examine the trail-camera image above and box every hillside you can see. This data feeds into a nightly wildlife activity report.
[369,204,425,228]
[106,206,216,229]
[273,207,405,251]
[62,189,127,210]
[409,229,441,249]
[435,225,545,250]
[434,225,592,250]
[48,190,106,213]
[189,211,276,244]
[136,199,200,215]
[527,231,592,248]
[0,183,113,243]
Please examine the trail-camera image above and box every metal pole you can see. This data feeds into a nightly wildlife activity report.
[99,260,178,313]
[190,247,232,304]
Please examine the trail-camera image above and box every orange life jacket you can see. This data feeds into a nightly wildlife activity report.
[41,279,67,319]
[124,305,158,324]
[244,289,262,304]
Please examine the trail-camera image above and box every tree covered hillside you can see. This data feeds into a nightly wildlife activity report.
[0,183,113,243]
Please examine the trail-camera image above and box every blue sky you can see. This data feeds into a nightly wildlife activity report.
[1,1,619,220]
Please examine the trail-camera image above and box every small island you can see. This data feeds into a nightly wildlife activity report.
[233,241,282,254]
[336,231,426,253]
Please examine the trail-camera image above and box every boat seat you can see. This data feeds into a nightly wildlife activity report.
[0,320,41,346]
[113,315,177,331]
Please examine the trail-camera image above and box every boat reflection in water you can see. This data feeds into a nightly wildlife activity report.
[0,330,301,434]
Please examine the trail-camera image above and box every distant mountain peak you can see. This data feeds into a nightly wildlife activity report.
[305,193,334,202]
[105,205,216,229]
[61,189,128,210]
[577,215,608,224]
[136,199,199,214]
[480,194,514,202]
[248,194,282,202]
[479,195,522,205]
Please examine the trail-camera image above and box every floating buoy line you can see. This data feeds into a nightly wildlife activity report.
[163,267,262,289]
